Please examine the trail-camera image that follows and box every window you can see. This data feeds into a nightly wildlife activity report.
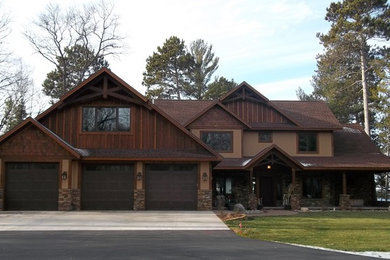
[201,131,233,152]
[298,132,317,152]
[303,176,322,198]
[215,177,232,195]
[259,131,272,142]
[82,107,130,132]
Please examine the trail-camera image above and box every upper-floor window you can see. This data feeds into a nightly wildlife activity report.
[82,107,130,132]
[258,131,272,143]
[298,132,317,152]
[201,131,233,152]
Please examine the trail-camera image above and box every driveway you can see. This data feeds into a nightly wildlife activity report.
[0,211,229,231]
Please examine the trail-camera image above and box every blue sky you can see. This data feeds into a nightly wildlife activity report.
[2,0,334,102]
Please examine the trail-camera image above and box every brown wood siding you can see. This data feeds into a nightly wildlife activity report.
[189,106,244,129]
[0,125,73,160]
[225,100,289,124]
[39,98,208,154]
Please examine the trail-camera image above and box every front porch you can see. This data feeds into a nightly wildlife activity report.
[212,147,379,210]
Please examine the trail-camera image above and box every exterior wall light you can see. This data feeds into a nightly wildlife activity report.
[267,165,272,170]
[137,172,142,181]
[62,171,68,180]
[202,172,208,182]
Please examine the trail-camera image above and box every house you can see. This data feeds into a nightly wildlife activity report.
[0,68,389,211]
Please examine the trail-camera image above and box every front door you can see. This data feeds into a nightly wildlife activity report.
[260,176,274,206]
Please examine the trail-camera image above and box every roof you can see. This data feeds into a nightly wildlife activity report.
[0,117,81,158]
[295,124,390,170]
[154,100,214,125]
[272,101,342,130]
[214,145,303,170]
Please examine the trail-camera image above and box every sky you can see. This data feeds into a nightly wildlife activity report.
[1,0,334,105]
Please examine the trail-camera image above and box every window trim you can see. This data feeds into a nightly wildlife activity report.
[81,106,131,133]
[258,131,273,143]
[297,132,318,154]
[200,131,233,153]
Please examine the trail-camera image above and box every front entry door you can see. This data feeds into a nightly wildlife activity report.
[260,176,274,206]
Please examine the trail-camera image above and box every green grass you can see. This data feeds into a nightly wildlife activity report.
[226,211,390,252]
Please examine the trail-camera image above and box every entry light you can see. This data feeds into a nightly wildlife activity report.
[202,172,208,182]
[267,165,272,170]
[62,171,68,180]
[137,172,142,181]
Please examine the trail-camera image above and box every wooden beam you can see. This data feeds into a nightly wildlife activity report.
[103,76,108,99]
[249,168,254,194]
[342,172,347,195]
[291,168,296,187]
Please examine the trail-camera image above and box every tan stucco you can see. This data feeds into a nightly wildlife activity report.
[243,131,333,157]
[71,161,79,189]
[61,159,71,189]
[199,162,211,190]
[191,129,242,158]
[135,161,143,190]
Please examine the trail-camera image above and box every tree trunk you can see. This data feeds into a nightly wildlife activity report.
[360,46,370,135]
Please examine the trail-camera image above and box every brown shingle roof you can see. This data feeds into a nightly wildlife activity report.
[272,101,342,130]
[154,100,214,125]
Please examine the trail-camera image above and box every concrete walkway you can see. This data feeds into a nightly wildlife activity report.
[0,211,229,231]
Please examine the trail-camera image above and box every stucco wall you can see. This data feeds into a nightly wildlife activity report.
[243,131,333,157]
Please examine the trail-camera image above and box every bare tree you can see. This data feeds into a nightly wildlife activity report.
[24,0,124,100]
[0,4,33,133]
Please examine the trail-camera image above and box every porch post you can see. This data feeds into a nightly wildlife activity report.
[340,171,351,209]
[290,168,300,210]
[342,172,347,195]
[248,168,257,210]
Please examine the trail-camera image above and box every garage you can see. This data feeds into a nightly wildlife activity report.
[5,163,59,211]
[81,164,134,210]
[145,164,198,210]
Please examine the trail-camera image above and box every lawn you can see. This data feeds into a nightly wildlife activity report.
[226,211,390,252]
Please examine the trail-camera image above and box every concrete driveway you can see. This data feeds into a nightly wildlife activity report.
[0,211,229,231]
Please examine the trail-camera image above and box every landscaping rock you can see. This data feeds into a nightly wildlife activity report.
[233,203,246,213]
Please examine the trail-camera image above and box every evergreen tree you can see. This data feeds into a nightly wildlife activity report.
[300,0,389,135]
[185,39,219,99]
[143,36,194,100]
[204,77,237,100]
[42,44,109,100]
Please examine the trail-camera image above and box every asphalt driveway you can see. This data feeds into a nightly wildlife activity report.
[0,211,229,231]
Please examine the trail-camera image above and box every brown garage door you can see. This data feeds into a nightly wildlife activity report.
[145,164,197,210]
[5,163,59,210]
[82,164,134,210]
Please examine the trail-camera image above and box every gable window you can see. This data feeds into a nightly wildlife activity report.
[201,131,233,152]
[298,132,317,152]
[303,176,322,199]
[82,107,130,132]
[258,131,272,143]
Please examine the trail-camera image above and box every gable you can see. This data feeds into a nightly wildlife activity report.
[0,121,77,159]
[188,105,246,129]
[221,82,298,127]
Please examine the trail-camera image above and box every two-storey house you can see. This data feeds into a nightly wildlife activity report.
[0,68,389,211]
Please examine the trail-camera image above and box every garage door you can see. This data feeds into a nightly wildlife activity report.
[5,163,59,210]
[145,164,197,210]
[82,164,134,210]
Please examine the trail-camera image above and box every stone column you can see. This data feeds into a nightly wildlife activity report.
[339,194,351,209]
[134,189,145,210]
[198,162,212,210]
[198,190,212,210]
[58,189,72,211]
[71,189,81,210]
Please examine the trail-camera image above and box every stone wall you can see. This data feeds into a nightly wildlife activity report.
[198,190,212,210]
[58,189,72,211]
[339,194,351,209]
[134,189,145,210]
